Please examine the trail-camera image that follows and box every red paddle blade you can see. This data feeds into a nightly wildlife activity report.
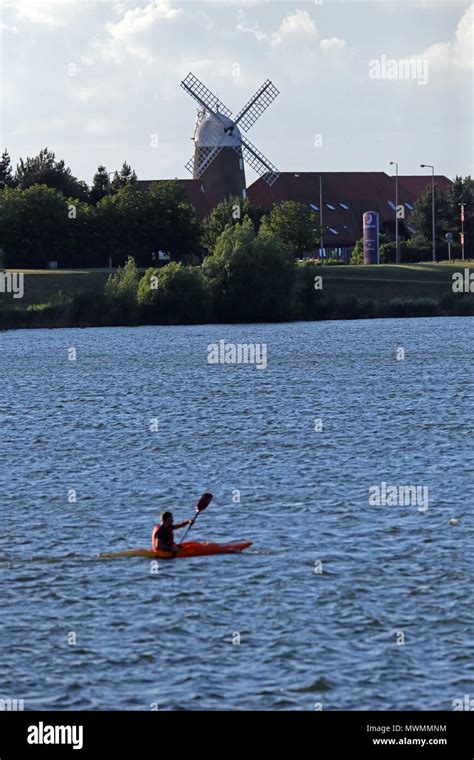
[197,492,213,512]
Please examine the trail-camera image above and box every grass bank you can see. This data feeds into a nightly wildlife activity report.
[1,262,473,329]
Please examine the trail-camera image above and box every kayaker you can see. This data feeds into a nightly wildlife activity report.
[152,512,192,555]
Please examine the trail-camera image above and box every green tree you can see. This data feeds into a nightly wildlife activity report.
[409,184,450,248]
[202,196,265,252]
[260,201,320,258]
[379,241,396,264]
[350,238,364,264]
[111,161,137,192]
[138,262,210,323]
[147,181,202,262]
[89,165,111,205]
[14,147,88,200]
[0,184,95,268]
[0,150,16,189]
[95,181,201,266]
[203,216,294,321]
[446,176,473,257]
[104,256,140,322]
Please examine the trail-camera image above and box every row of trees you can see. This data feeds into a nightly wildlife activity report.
[0,147,471,268]
[0,147,323,268]
[408,176,473,253]
[0,183,322,269]
[0,182,200,268]
[0,148,137,205]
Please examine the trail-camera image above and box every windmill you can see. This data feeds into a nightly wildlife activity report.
[180,72,280,205]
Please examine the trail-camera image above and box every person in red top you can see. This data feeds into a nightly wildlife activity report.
[152,512,192,555]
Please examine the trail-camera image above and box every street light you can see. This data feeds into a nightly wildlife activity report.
[420,164,435,262]
[458,203,466,261]
[319,175,324,259]
[390,161,400,264]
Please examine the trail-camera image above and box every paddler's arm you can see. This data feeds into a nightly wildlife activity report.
[172,520,193,530]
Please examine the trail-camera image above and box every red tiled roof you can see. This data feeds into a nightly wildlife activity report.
[247,172,418,247]
[247,172,416,209]
[397,175,452,198]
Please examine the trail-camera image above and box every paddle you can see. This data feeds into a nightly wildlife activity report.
[179,492,213,543]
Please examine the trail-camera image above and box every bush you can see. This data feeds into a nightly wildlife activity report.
[104,256,140,324]
[438,293,474,316]
[402,241,432,263]
[352,298,376,318]
[300,258,322,267]
[293,265,324,319]
[321,258,345,265]
[202,197,265,252]
[351,239,364,265]
[203,217,295,322]
[138,262,210,324]
[382,297,438,317]
[380,242,396,264]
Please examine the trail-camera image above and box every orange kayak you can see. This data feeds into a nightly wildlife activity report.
[100,541,252,560]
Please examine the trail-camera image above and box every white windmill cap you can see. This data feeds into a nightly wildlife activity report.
[195,113,242,148]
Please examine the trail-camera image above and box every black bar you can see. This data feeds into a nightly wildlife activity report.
[0,711,473,758]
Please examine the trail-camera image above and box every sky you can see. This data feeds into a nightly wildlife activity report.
[0,0,472,188]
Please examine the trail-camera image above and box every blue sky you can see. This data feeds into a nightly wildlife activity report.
[0,0,472,186]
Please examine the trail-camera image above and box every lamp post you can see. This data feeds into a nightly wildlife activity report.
[319,175,324,259]
[420,164,435,262]
[458,203,466,261]
[390,161,400,264]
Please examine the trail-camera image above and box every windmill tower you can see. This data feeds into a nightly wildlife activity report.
[180,73,280,205]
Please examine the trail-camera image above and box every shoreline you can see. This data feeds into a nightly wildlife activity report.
[1,262,473,330]
[1,308,473,332]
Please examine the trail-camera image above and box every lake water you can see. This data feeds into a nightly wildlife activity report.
[0,318,473,710]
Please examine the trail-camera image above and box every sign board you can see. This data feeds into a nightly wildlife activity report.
[363,211,379,265]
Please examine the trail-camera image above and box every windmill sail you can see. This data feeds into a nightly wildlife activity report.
[233,80,280,132]
[186,145,224,177]
[180,72,232,118]
[237,137,280,186]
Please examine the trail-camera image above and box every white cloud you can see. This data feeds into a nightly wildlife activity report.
[452,2,473,67]
[7,0,77,28]
[84,119,113,135]
[98,0,182,63]
[272,9,317,45]
[236,13,270,43]
[67,86,101,103]
[418,3,473,69]
[1,0,470,184]
[181,59,234,76]
[237,8,317,46]
[421,41,451,68]
[320,37,346,52]
[0,23,18,34]
[10,115,68,136]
